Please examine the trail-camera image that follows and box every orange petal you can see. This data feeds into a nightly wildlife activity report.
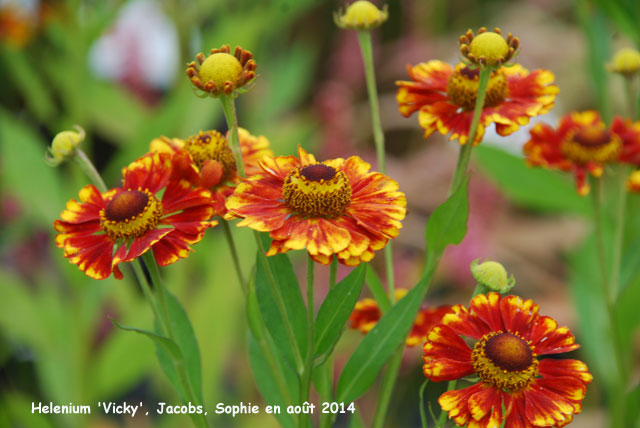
[529,316,579,355]
[423,325,474,381]
[470,293,504,332]
[538,359,592,384]
[499,295,539,336]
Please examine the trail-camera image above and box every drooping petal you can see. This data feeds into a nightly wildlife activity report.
[529,316,579,355]
[423,325,474,381]
[438,383,485,427]
[538,358,593,384]
[523,383,576,427]
[66,234,116,280]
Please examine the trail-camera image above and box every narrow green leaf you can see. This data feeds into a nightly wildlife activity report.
[157,291,204,404]
[248,333,297,428]
[425,176,470,258]
[109,318,181,360]
[255,234,307,368]
[335,268,434,403]
[314,264,366,358]
[474,146,590,214]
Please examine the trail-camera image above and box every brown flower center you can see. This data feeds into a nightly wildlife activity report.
[561,126,621,165]
[447,65,508,111]
[100,189,163,240]
[485,332,533,371]
[472,331,537,392]
[185,130,237,184]
[282,164,351,218]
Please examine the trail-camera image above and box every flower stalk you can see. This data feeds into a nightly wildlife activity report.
[219,94,246,178]
[449,65,492,194]
[299,255,316,428]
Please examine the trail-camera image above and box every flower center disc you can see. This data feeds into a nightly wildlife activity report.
[282,164,351,218]
[100,189,163,240]
[485,332,533,371]
[185,131,237,184]
[472,331,537,392]
[447,65,508,111]
[199,52,243,88]
[561,126,621,164]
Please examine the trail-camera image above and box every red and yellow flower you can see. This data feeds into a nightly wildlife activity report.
[396,61,558,145]
[423,292,592,428]
[225,146,406,266]
[523,111,640,195]
[350,289,454,347]
[150,128,272,216]
[54,153,217,280]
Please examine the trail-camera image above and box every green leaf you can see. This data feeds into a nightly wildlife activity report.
[255,234,307,369]
[335,271,433,403]
[365,267,391,312]
[156,290,204,404]
[314,265,366,358]
[474,146,590,214]
[109,318,181,360]
[425,176,470,258]
[248,333,297,428]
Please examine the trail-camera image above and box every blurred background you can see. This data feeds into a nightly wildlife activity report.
[1,0,639,427]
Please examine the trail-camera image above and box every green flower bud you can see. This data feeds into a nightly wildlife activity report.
[471,259,515,293]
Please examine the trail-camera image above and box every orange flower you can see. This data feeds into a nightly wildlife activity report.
[423,293,592,428]
[350,289,454,347]
[396,60,558,145]
[523,111,640,195]
[54,153,217,280]
[225,146,406,266]
[150,128,272,216]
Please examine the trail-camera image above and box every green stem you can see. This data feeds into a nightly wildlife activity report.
[590,179,627,383]
[610,166,628,298]
[318,258,338,428]
[140,252,208,428]
[449,66,492,195]
[624,76,638,120]
[299,256,315,428]
[356,30,396,304]
[221,219,247,295]
[131,259,162,322]
[371,346,403,428]
[357,30,386,174]
[436,380,457,427]
[219,94,246,178]
[254,231,305,372]
[418,379,429,428]
[74,149,108,192]
[329,257,338,289]
[384,244,396,303]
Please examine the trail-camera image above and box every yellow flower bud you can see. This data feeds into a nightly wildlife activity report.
[471,259,515,293]
[186,45,256,97]
[46,126,85,166]
[459,28,519,67]
[334,1,388,30]
[607,47,640,76]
